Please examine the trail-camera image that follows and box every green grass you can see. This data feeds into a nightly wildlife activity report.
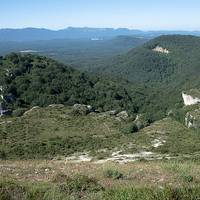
[1,178,200,200]
[2,159,200,199]
[135,117,200,157]
[1,105,200,160]
[0,106,135,159]
[103,169,124,180]
[103,186,200,200]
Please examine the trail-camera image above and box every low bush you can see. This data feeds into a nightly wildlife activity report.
[0,180,26,200]
[59,174,104,194]
[181,175,194,183]
[104,169,123,179]
[121,123,138,134]
[12,108,27,117]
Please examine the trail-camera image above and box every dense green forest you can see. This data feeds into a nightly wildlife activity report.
[2,35,200,123]
[0,53,135,112]
[0,36,148,71]
[0,52,180,121]
[92,35,200,112]
[97,35,200,88]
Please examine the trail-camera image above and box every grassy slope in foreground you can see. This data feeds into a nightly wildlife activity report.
[1,160,200,200]
[0,105,199,160]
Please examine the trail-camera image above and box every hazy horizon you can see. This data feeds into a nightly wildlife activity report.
[1,0,200,31]
[1,26,200,32]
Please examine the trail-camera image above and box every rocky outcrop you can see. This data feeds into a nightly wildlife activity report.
[182,92,200,106]
[134,114,149,130]
[116,111,129,120]
[185,109,200,129]
[23,106,40,116]
[0,86,7,117]
[152,46,169,54]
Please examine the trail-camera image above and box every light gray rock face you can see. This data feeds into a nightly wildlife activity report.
[72,104,94,115]
[152,46,170,54]
[185,109,200,129]
[182,92,200,106]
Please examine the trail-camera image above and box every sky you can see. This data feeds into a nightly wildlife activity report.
[1,0,200,30]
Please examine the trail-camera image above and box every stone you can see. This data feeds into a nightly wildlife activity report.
[134,114,149,130]
[116,111,129,120]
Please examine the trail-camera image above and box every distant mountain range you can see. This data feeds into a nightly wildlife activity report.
[1,27,200,41]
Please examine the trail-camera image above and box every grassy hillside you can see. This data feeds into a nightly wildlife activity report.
[0,104,199,160]
[0,105,129,159]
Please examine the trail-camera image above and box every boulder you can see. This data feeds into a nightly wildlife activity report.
[72,104,94,115]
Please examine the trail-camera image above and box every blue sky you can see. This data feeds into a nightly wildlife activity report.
[1,0,200,30]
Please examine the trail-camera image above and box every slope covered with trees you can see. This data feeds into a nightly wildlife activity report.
[0,53,145,114]
[98,35,200,88]
[94,35,200,111]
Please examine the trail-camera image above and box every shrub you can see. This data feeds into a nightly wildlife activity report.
[181,175,194,183]
[59,175,103,194]
[0,149,7,160]
[12,108,27,117]
[121,123,138,134]
[52,173,69,183]
[104,169,123,179]
[0,180,26,200]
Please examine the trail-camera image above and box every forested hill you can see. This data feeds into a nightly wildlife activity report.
[0,53,144,114]
[97,35,200,89]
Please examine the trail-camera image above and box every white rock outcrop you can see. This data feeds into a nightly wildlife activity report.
[152,46,169,54]
[116,111,129,120]
[182,92,200,106]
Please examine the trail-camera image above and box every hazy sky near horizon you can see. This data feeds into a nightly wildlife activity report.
[1,0,200,30]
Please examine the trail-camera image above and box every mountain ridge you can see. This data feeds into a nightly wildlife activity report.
[1,27,200,41]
